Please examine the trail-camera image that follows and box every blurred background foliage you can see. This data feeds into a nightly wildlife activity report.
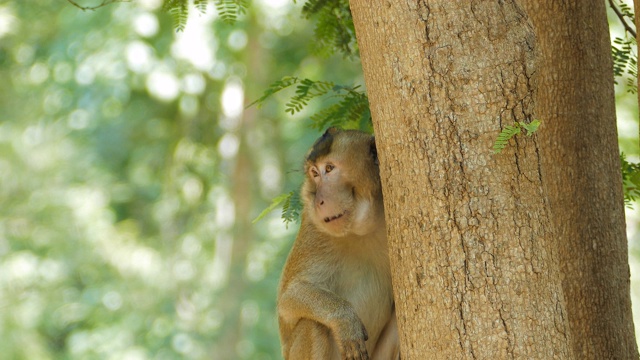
[0,0,640,359]
[0,0,363,358]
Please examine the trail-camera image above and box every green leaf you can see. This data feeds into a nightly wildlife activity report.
[214,0,248,23]
[163,0,189,32]
[247,76,301,108]
[250,77,372,133]
[302,0,358,58]
[309,87,369,129]
[194,0,208,13]
[285,79,334,114]
[252,191,295,223]
[493,119,542,153]
[492,124,521,154]
[281,191,302,227]
[519,119,541,136]
[621,153,640,208]
[248,77,335,115]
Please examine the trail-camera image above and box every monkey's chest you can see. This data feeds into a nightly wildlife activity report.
[333,261,393,337]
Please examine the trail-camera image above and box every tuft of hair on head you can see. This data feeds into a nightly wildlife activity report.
[307,127,340,163]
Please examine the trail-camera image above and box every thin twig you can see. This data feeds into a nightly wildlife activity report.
[66,0,132,11]
[609,0,637,38]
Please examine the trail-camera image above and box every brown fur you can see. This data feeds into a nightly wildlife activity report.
[277,128,400,360]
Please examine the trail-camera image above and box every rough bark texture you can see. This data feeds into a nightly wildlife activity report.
[350,1,572,359]
[520,2,638,358]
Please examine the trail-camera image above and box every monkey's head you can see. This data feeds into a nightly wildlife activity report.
[302,127,383,237]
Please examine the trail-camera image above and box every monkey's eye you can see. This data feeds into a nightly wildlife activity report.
[310,168,319,177]
[325,164,334,173]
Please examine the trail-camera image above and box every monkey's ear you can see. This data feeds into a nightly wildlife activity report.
[370,137,379,165]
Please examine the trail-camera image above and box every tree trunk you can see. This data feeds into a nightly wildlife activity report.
[350,1,572,359]
[520,2,638,358]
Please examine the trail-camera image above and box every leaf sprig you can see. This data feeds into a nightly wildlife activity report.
[248,76,334,114]
[621,153,640,208]
[163,0,189,32]
[252,191,302,227]
[309,86,370,130]
[492,119,541,154]
[249,77,371,130]
[298,0,357,58]
[214,0,248,23]
[163,0,248,30]
[612,36,638,94]
[286,78,334,115]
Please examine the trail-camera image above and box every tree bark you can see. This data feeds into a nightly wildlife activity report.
[520,2,638,358]
[350,1,572,359]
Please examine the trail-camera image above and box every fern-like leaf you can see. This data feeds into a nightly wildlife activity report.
[252,191,303,227]
[493,119,541,153]
[163,0,189,32]
[519,119,540,136]
[247,76,301,108]
[214,0,248,23]
[250,77,371,131]
[281,191,302,227]
[163,0,247,28]
[286,79,334,115]
[194,0,208,13]
[252,191,294,224]
[301,0,357,58]
[492,124,521,154]
[611,35,638,93]
[302,0,330,15]
[309,87,369,129]
[621,153,640,208]
[247,77,334,113]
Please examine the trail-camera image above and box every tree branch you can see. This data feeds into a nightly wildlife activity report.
[609,0,637,38]
[66,0,131,11]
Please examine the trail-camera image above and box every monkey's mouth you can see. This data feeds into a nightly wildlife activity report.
[323,211,346,223]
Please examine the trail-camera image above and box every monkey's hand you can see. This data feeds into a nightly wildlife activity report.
[333,312,370,360]
[279,281,371,359]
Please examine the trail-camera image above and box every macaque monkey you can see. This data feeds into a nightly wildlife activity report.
[277,128,400,360]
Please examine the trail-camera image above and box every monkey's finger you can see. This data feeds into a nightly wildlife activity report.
[360,344,370,360]
[352,341,368,360]
[343,341,368,360]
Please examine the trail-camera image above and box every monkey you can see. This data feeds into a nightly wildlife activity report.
[277,127,400,360]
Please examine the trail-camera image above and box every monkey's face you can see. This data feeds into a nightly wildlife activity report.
[302,128,382,237]
[306,158,356,235]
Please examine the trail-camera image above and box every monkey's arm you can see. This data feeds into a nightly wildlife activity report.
[279,279,369,359]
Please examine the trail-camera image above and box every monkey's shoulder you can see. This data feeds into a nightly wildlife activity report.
[284,229,389,283]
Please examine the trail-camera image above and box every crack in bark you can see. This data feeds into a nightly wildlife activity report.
[498,307,514,354]
[417,0,431,42]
